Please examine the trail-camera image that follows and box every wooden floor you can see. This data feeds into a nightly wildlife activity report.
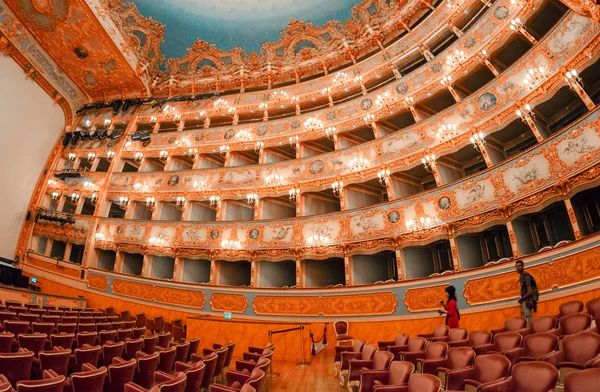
[266,348,344,392]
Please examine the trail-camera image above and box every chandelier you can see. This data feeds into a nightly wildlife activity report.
[235,130,252,143]
[421,154,436,172]
[523,66,546,89]
[446,49,467,70]
[221,239,242,250]
[306,235,331,247]
[159,150,169,161]
[364,114,376,128]
[289,187,300,204]
[348,156,369,173]
[289,135,300,150]
[247,193,258,206]
[378,169,391,186]
[149,237,168,246]
[325,126,337,140]
[91,193,99,205]
[118,196,129,209]
[70,193,80,202]
[470,132,486,152]
[145,197,156,210]
[405,216,433,231]
[303,117,324,132]
[68,153,77,162]
[332,181,344,197]
[265,174,284,186]
[375,91,394,111]
[333,71,350,87]
[213,98,230,112]
[354,75,367,95]
[184,148,198,157]
[441,75,453,87]
[516,103,534,122]
[435,124,458,142]
[209,195,220,208]
[565,69,584,93]
[273,90,288,102]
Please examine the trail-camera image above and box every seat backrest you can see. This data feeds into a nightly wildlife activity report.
[585,297,600,318]
[372,351,394,370]
[247,368,265,390]
[256,358,270,372]
[40,348,72,376]
[469,330,492,346]
[135,313,146,328]
[425,342,448,359]
[353,339,366,353]
[511,361,559,392]
[157,346,177,373]
[158,332,171,348]
[143,335,158,354]
[473,354,511,384]
[5,321,30,336]
[57,324,76,334]
[15,374,65,392]
[560,313,593,335]
[563,331,600,365]
[107,358,136,391]
[73,345,101,371]
[99,330,117,345]
[446,347,475,370]
[102,341,125,366]
[118,328,133,341]
[523,332,559,358]
[334,320,349,336]
[447,328,468,342]
[213,346,228,375]
[406,337,426,352]
[406,373,441,392]
[388,361,414,385]
[530,316,557,333]
[78,324,96,333]
[19,314,40,323]
[41,316,60,325]
[182,360,205,392]
[0,351,35,386]
[187,338,201,361]
[174,341,190,363]
[240,385,256,392]
[564,367,600,392]
[31,323,54,336]
[0,311,17,323]
[133,327,146,339]
[493,331,522,351]
[50,333,75,350]
[394,334,410,346]
[560,300,584,317]
[505,317,527,331]
[223,342,235,368]
[96,323,112,333]
[135,352,160,389]
[18,334,47,356]
[70,365,107,392]
[76,332,97,347]
[124,338,144,360]
[201,352,219,388]
[432,325,449,338]
[158,372,186,392]
[0,332,15,353]
[361,344,378,360]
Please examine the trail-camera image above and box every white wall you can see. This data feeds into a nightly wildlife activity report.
[0,57,65,258]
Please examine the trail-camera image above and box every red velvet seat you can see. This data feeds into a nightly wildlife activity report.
[69,344,101,373]
[491,317,528,336]
[65,364,106,392]
[133,351,160,389]
[341,344,378,387]
[444,354,510,391]
[564,367,600,392]
[132,328,146,340]
[124,371,186,392]
[145,317,164,335]
[19,334,48,357]
[0,350,35,387]
[409,342,448,370]
[389,337,426,361]
[157,333,171,350]
[473,331,522,356]
[117,329,134,343]
[334,320,353,346]
[32,348,71,378]
[124,338,144,361]
[551,313,593,338]
[556,300,584,318]
[142,335,158,355]
[156,345,177,374]
[540,330,600,384]
[233,357,270,374]
[19,314,40,324]
[0,374,11,392]
[30,310,47,318]
[377,334,410,352]
[483,361,558,392]
[185,338,201,363]
[435,347,476,389]
[75,333,97,348]
[210,368,265,392]
[76,324,95,334]
[94,317,108,324]
[78,318,93,325]
[434,328,468,345]
[96,323,112,333]
[0,312,18,325]
[124,321,136,330]
[171,341,190,364]
[196,346,227,383]
[106,358,137,392]
[585,297,600,318]
[418,325,449,341]
[56,325,76,335]
[40,317,60,326]
[15,369,65,392]
[49,335,74,352]
[348,350,393,390]
[5,321,31,337]
[385,373,441,392]
[0,332,15,353]
[334,339,366,376]
[173,360,205,392]
[9,307,28,316]
[99,331,118,346]
[503,332,559,365]
[31,323,54,338]
[527,316,558,335]
[212,342,235,373]
[197,352,219,391]
[100,341,125,368]
[135,315,146,329]
[362,360,414,392]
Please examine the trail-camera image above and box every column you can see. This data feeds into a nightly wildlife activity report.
[343,249,352,286]
[448,235,461,271]
[430,162,443,187]
[505,220,521,258]
[418,43,434,61]
[209,254,217,285]
[250,252,257,288]
[295,256,303,288]
[479,144,494,168]
[564,198,583,240]
[141,253,152,277]
[395,245,405,281]
[114,251,124,273]
[173,257,184,281]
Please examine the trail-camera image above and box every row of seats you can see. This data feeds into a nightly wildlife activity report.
[333,297,600,391]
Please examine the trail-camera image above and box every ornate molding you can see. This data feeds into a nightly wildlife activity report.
[209,293,248,313]
[111,278,206,309]
[87,273,109,291]
[404,284,448,312]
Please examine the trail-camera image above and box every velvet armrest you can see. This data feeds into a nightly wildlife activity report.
[348,359,374,381]
[234,359,257,373]
[359,370,389,392]
[153,370,174,384]
[557,361,586,370]
[340,352,362,371]
[420,358,447,375]
[539,351,563,367]
[242,352,262,362]
[174,361,192,372]
[225,370,250,386]
[401,351,426,364]
[81,363,98,372]
[247,346,264,354]
[585,354,600,368]
[123,382,147,392]
[334,345,353,361]
[213,343,223,350]
[202,348,216,356]
[445,367,476,390]
[417,333,433,339]
[503,347,525,365]
[490,328,506,336]
[430,336,450,342]
[209,385,238,392]
[372,386,408,392]
[479,378,514,392]
[474,343,496,356]
[377,340,395,351]
[388,345,409,359]
[448,339,470,347]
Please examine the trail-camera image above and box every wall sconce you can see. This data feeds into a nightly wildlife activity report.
[289,187,300,204]
[273,90,288,102]
[107,151,115,160]
[470,132,486,152]
[289,135,300,150]
[175,196,186,210]
[303,117,324,132]
[47,179,58,187]
[348,156,369,173]
[83,181,95,190]
[103,119,112,127]
[441,75,453,87]
[91,193,98,205]
[149,237,167,246]
[375,91,394,112]
[354,75,367,95]
[516,103,535,122]
[219,145,230,156]
[435,124,458,142]
[159,150,169,161]
[214,98,230,112]
[421,154,436,172]
[265,173,284,186]
[209,195,220,208]
[184,148,198,157]
[145,197,156,211]
[193,180,206,191]
[150,116,157,124]
[95,232,106,241]
[133,152,144,162]
[68,153,77,162]
[51,192,60,202]
[404,97,414,108]
[565,69,584,93]
[235,130,252,143]
[523,66,546,89]
[173,114,182,122]
[406,216,433,231]
[71,193,80,202]
[246,193,259,206]
[254,141,265,153]
[446,49,467,71]
[325,126,337,140]
[321,87,333,107]
[118,196,129,209]
[84,120,93,128]
[332,181,344,197]
[87,152,96,162]
[378,169,391,186]
[364,113,376,128]
[306,235,330,247]
[221,239,242,250]
[333,71,350,87]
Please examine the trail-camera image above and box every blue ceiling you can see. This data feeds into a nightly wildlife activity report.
[131,0,362,59]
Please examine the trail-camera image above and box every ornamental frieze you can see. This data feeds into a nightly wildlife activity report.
[110,278,207,309]
[209,293,248,313]
[87,274,109,291]
[404,284,449,312]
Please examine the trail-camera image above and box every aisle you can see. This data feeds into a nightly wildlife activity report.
[266,348,343,391]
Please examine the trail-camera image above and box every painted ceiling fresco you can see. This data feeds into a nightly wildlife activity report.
[130,0,363,58]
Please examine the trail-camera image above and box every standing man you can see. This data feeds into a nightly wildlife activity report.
[515,260,539,324]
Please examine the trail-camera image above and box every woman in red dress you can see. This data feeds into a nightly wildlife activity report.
[439,285,459,328]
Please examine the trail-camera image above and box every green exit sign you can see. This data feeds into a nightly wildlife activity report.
[224,313,232,319]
